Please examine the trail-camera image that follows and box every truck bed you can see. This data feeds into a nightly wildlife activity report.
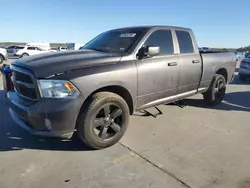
[200,50,233,54]
[199,52,236,89]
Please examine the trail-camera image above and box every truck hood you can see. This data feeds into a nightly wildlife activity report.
[12,50,122,78]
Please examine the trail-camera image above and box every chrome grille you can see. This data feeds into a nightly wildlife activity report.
[12,66,39,101]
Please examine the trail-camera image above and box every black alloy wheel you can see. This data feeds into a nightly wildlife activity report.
[213,77,226,101]
[92,103,123,141]
[77,92,130,150]
[203,74,226,105]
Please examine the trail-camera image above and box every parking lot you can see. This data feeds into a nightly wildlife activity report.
[0,59,250,188]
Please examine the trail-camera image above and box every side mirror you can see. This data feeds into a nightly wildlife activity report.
[147,46,160,57]
[137,46,160,60]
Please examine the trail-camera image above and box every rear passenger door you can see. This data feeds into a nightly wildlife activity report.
[175,30,202,94]
[135,29,179,108]
[27,47,36,55]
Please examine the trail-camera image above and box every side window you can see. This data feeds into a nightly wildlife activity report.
[144,30,174,55]
[27,47,35,50]
[7,46,15,49]
[176,30,194,53]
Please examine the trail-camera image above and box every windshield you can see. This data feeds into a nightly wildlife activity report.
[82,28,148,54]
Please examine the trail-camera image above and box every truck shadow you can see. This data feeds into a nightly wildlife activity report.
[184,91,250,112]
[0,90,93,152]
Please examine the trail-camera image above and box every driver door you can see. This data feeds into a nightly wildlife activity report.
[135,29,179,108]
[6,46,15,56]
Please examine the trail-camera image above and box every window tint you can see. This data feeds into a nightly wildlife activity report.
[83,28,148,54]
[27,47,36,50]
[176,30,194,53]
[143,30,174,55]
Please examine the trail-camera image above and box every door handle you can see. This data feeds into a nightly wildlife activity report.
[168,62,178,66]
[192,60,200,64]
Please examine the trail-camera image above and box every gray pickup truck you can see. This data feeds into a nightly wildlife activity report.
[8,26,236,149]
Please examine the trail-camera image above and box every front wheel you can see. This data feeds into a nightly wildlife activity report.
[203,74,226,106]
[76,92,130,150]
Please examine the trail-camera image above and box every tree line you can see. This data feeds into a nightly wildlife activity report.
[236,45,250,52]
[211,45,250,52]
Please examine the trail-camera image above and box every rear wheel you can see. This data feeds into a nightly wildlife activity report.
[239,74,247,81]
[203,74,226,106]
[20,53,29,58]
[76,92,130,150]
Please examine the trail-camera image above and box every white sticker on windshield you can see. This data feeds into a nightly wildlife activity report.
[120,33,136,37]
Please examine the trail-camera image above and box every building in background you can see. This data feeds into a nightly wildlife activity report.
[67,43,85,50]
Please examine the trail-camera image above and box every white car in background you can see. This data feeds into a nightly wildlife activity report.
[49,47,67,52]
[0,47,8,64]
[15,46,50,58]
[49,47,58,52]
[25,42,51,51]
[57,47,67,51]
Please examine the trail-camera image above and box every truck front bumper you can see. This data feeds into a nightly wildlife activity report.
[7,91,83,138]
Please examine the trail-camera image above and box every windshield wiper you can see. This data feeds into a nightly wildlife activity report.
[88,47,113,55]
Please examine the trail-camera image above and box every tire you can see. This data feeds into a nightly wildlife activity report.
[203,74,226,106]
[0,55,4,64]
[20,53,29,58]
[239,74,246,81]
[76,92,130,150]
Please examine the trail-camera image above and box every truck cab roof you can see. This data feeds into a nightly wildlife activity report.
[110,25,191,32]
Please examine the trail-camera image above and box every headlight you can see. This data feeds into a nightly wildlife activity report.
[38,80,80,99]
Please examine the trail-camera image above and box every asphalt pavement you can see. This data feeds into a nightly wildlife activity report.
[0,60,250,188]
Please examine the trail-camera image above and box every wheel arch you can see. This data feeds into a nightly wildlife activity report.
[216,68,228,83]
[0,53,5,61]
[80,85,134,115]
[22,52,29,56]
